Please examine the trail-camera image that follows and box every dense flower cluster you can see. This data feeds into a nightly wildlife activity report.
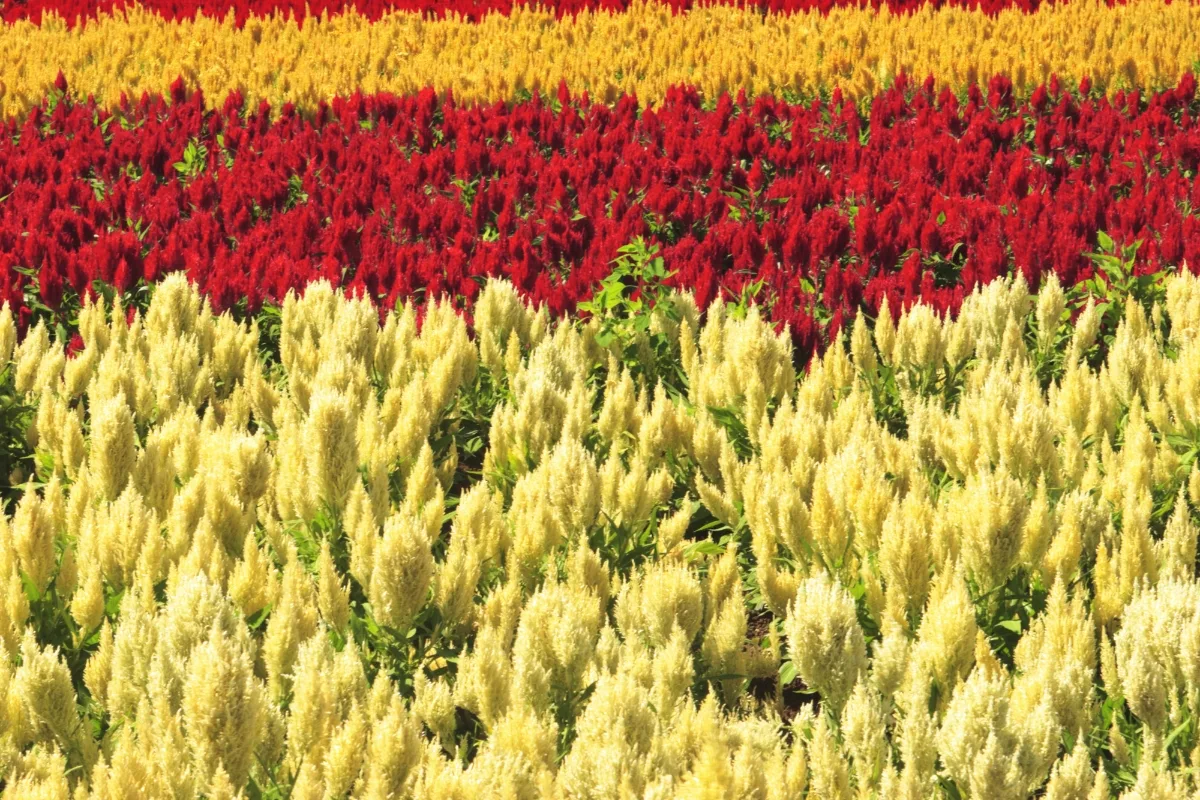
[0,0,1154,26]
[1,0,1197,117]
[0,0,1194,788]
[4,77,1200,359]
[1,269,1199,798]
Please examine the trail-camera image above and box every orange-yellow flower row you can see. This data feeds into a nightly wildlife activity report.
[0,0,1197,116]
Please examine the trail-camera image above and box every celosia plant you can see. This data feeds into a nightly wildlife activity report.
[0,267,1198,798]
[0,0,1198,117]
[0,0,1160,27]
[7,76,1200,367]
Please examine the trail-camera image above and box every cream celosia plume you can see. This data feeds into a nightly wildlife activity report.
[0,272,1197,797]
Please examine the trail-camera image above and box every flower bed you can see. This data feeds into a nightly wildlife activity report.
[2,0,1199,796]
[3,76,1200,360]
[0,269,1198,798]
[0,0,1197,117]
[0,0,1163,25]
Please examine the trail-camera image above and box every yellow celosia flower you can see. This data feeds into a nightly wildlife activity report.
[0,0,1191,117]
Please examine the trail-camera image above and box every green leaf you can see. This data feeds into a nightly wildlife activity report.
[684,539,725,558]
[104,588,125,618]
[779,660,798,686]
[1097,230,1115,252]
[247,606,272,631]
[1163,715,1192,752]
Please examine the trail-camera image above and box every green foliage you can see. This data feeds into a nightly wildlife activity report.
[580,237,673,347]
[172,138,208,182]
[578,237,684,388]
[283,174,308,210]
[1079,232,1166,347]
[724,278,768,321]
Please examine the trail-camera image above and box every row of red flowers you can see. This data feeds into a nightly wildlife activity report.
[0,0,1150,26]
[3,74,1199,360]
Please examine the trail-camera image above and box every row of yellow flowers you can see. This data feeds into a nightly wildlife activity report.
[0,0,1195,117]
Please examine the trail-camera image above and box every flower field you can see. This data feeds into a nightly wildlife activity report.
[2,0,1200,117]
[2,0,1200,798]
